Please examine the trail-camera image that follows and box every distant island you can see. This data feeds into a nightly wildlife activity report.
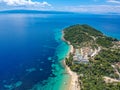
[0,10,74,14]
[63,24,120,90]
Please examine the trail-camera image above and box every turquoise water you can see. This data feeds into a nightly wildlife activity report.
[0,14,120,90]
[30,29,70,90]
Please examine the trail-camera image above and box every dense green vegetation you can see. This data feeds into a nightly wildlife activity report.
[65,49,120,90]
[96,37,114,48]
[64,24,117,48]
[65,53,73,67]
[64,24,120,90]
[95,49,120,64]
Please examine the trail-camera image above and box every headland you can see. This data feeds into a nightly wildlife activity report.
[62,24,120,90]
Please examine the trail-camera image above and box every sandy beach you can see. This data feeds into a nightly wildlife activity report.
[62,31,80,90]
[64,60,80,90]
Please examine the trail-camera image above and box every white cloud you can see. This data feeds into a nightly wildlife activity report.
[63,5,120,14]
[0,0,51,7]
[107,0,120,4]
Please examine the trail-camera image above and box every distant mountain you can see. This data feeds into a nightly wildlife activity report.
[0,10,74,14]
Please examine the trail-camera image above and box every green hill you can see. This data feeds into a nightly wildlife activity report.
[63,24,120,90]
[64,24,117,48]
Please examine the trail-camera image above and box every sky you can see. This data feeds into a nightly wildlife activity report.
[0,0,120,14]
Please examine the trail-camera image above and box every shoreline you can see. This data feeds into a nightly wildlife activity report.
[61,31,80,90]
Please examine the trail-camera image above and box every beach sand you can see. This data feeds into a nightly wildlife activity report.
[65,63,80,90]
[62,31,80,90]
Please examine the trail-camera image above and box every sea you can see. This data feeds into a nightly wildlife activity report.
[0,13,120,90]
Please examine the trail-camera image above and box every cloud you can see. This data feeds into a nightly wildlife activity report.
[0,0,51,7]
[107,0,120,4]
[63,5,120,14]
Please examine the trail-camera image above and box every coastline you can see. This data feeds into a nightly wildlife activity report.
[61,31,80,90]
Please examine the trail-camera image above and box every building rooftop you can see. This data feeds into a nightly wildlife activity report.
[73,49,89,64]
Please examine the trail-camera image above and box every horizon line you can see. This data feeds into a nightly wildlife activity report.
[0,9,120,15]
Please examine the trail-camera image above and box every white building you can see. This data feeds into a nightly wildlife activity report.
[73,49,89,64]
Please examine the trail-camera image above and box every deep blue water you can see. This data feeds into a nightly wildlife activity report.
[0,14,120,90]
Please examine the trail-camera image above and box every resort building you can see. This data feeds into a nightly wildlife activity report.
[73,47,100,64]
[73,49,89,64]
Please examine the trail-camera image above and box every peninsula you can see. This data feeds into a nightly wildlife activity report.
[63,24,120,90]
